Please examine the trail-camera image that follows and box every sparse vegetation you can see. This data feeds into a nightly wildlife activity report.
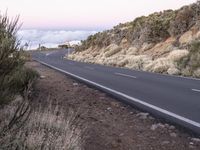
[68,1,200,78]
[178,41,200,77]
[0,13,39,105]
[0,96,83,150]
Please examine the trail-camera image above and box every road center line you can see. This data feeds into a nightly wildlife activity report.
[192,89,200,93]
[46,51,55,56]
[115,72,137,79]
[84,66,94,70]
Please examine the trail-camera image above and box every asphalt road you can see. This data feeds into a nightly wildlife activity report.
[32,49,200,134]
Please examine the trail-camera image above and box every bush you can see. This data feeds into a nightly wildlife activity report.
[0,13,39,105]
[0,14,22,77]
[0,67,39,105]
[177,41,200,76]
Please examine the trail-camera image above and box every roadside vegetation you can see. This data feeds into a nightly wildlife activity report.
[0,12,40,149]
[0,13,83,150]
[0,13,38,105]
[69,1,200,78]
[178,41,200,77]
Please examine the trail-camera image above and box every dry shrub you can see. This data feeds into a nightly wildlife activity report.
[144,58,173,73]
[144,49,188,74]
[0,92,86,150]
[167,67,180,75]
[126,47,138,55]
[193,68,200,77]
[167,49,189,62]
[104,44,121,57]
[126,55,152,70]
[179,31,193,44]
[66,54,75,60]
[178,41,200,77]
[117,59,129,67]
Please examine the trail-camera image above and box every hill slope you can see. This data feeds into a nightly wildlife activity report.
[68,2,200,78]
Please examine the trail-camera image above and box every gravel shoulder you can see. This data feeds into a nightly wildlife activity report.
[27,61,200,150]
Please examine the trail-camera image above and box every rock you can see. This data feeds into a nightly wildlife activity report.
[119,133,124,136]
[130,112,134,114]
[148,116,154,120]
[169,125,175,130]
[189,142,194,145]
[40,75,46,79]
[161,141,170,145]
[110,101,120,108]
[107,107,112,111]
[136,112,149,119]
[170,132,177,137]
[150,123,165,131]
[73,83,78,86]
[164,123,170,128]
[151,124,158,131]
[157,123,165,128]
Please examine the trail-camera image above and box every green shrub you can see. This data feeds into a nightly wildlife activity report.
[178,41,200,76]
[9,67,39,93]
[0,67,39,105]
[0,13,39,105]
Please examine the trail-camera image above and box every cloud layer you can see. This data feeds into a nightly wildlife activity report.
[17,29,97,49]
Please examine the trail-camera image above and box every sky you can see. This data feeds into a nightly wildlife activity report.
[0,0,196,30]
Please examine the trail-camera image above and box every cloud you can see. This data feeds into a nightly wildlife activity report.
[17,29,97,49]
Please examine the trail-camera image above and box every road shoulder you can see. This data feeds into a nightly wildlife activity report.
[26,61,200,149]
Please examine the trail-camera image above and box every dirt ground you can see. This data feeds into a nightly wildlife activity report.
[26,61,200,150]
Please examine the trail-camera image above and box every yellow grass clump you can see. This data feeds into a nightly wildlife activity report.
[193,68,200,77]
[104,44,122,57]
[126,55,152,70]
[167,49,189,62]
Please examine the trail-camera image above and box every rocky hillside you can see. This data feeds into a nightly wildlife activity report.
[68,2,200,78]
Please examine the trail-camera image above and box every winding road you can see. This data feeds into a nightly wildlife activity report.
[32,49,200,134]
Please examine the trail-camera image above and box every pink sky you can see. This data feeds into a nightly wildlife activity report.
[0,0,196,30]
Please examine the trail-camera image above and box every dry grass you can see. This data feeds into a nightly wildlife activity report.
[125,55,152,70]
[68,48,189,75]
[193,68,200,77]
[144,58,173,73]
[0,91,85,150]
[104,44,121,57]
[67,42,194,76]
[167,50,189,62]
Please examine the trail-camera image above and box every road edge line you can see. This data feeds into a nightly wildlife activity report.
[35,59,200,133]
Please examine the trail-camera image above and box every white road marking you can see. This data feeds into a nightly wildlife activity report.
[84,66,94,70]
[115,72,137,79]
[34,59,200,130]
[129,68,200,81]
[46,51,55,56]
[192,89,200,93]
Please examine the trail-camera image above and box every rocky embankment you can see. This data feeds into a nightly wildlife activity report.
[68,2,200,78]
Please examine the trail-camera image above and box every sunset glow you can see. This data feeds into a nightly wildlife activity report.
[0,0,196,30]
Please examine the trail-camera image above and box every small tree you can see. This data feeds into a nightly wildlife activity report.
[0,13,22,77]
[0,13,22,103]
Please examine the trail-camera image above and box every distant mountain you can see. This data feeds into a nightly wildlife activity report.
[68,1,200,78]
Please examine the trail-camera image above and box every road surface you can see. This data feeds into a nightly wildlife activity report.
[32,49,200,134]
